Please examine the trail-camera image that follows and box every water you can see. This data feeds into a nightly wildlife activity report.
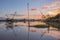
[0,22,60,40]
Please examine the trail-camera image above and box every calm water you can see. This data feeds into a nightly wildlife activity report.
[0,22,59,40]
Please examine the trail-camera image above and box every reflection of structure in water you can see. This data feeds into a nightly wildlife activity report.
[5,18,14,29]
[5,12,16,29]
[5,18,17,40]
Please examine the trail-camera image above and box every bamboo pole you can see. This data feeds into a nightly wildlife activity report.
[27,3,30,40]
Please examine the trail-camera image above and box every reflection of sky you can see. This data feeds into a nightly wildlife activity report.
[0,0,60,15]
[0,23,60,40]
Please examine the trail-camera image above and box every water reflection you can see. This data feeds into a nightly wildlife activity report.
[0,22,59,40]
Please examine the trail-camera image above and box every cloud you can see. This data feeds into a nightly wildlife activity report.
[50,1,60,7]
[42,1,60,10]
[42,6,50,10]
[29,8,37,12]
[26,1,60,15]
[26,8,41,14]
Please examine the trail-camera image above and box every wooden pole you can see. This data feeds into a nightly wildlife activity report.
[27,3,30,40]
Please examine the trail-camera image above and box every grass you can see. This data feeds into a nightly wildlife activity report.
[32,24,49,28]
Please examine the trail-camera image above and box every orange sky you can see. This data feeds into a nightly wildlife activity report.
[4,0,60,19]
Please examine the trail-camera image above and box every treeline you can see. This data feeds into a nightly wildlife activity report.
[45,14,60,30]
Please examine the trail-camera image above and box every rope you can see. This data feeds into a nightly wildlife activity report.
[40,31,47,40]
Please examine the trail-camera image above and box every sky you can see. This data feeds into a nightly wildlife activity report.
[0,0,60,16]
